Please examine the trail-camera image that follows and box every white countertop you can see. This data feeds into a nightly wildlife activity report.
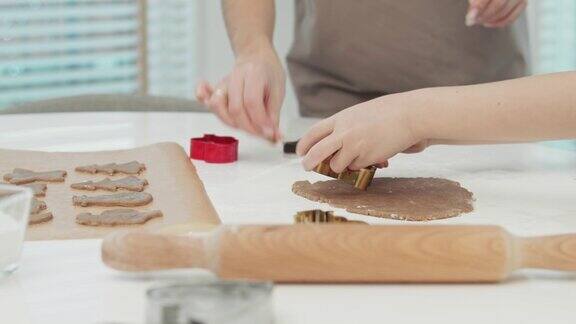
[1,112,576,324]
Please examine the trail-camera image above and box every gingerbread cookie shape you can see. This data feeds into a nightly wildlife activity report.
[28,197,53,225]
[76,209,163,226]
[72,192,153,207]
[3,168,67,185]
[29,212,53,225]
[1,182,47,197]
[23,183,48,197]
[30,197,47,215]
[71,176,148,192]
[75,161,145,175]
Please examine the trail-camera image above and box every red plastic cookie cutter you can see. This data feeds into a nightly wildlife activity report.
[190,134,238,163]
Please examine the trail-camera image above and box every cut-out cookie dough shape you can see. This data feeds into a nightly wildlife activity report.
[292,178,474,221]
[3,168,67,185]
[29,212,53,225]
[71,176,148,192]
[1,183,47,197]
[72,192,153,207]
[76,209,163,226]
[23,183,48,197]
[30,197,47,215]
[75,161,146,175]
[28,197,53,225]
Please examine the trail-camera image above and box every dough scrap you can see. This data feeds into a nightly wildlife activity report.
[3,168,66,185]
[29,212,53,225]
[71,176,148,192]
[292,178,474,221]
[76,209,163,226]
[75,161,145,175]
[72,192,153,207]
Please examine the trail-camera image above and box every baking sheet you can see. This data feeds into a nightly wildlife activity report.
[0,142,220,240]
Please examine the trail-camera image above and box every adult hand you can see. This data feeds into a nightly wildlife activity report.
[465,0,527,28]
[296,92,427,173]
[196,44,285,142]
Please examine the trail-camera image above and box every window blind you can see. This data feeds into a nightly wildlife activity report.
[146,0,199,99]
[529,0,576,73]
[0,0,143,109]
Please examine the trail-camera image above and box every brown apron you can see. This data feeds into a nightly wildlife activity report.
[287,0,527,117]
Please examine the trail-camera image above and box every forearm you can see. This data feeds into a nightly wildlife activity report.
[414,72,576,143]
[222,0,275,57]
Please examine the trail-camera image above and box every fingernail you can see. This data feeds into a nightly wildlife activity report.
[465,8,478,26]
[215,88,225,96]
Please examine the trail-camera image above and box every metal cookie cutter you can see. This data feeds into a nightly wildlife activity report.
[294,209,367,224]
[147,281,274,324]
[190,134,238,164]
[313,159,376,190]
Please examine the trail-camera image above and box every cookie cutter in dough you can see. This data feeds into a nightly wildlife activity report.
[313,159,376,190]
[146,281,274,324]
[294,209,367,224]
[190,134,239,164]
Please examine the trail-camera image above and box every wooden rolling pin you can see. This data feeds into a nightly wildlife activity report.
[102,225,576,283]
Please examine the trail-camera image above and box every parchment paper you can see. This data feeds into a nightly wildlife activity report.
[0,142,220,240]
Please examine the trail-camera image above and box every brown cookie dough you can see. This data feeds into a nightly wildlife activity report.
[71,176,148,192]
[30,197,47,215]
[75,161,145,175]
[29,212,53,225]
[76,209,163,226]
[23,183,48,197]
[72,192,153,207]
[292,178,474,221]
[1,182,47,197]
[28,197,52,225]
[3,168,66,185]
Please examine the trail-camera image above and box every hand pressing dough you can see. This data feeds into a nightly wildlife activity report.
[75,161,145,175]
[72,192,153,207]
[292,178,474,221]
[3,168,66,185]
[76,209,163,226]
[29,212,53,225]
[71,176,148,192]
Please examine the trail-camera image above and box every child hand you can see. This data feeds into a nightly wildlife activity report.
[296,92,426,173]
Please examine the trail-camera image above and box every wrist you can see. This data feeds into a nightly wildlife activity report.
[235,35,275,61]
[404,88,436,143]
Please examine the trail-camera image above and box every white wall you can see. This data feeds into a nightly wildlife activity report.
[197,0,298,123]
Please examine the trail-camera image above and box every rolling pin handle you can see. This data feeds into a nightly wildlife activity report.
[101,231,212,272]
[518,234,576,271]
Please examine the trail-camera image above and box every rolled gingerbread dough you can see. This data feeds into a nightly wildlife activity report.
[292,178,474,221]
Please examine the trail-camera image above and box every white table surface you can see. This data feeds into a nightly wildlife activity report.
[1,112,576,324]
